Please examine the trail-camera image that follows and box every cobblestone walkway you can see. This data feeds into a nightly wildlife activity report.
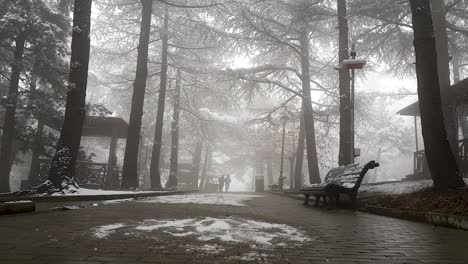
[1,193,468,263]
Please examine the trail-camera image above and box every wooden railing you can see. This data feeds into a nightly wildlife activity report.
[37,159,122,189]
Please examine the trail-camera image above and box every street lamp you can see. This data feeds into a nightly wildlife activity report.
[279,114,290,189]
[339,43,366,162]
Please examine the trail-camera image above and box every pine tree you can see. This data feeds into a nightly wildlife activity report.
[409,0,465,190]
[0,0,69,193]
[121,0,153,190]
[48,0,92,190]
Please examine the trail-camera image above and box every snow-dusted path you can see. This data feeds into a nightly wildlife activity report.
[1,192,468,263]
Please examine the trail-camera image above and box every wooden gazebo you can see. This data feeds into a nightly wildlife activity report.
[36,115,129,190]
[398,78,468,180]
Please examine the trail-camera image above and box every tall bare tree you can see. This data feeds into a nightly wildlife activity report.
[409,0,465,190]
[48,0,92,189]
[166,69,182,188]
[121,0,153,189]
[149,8,169,190]
[300,27,321,184]
[0,28,26,193]
[337,0,353,166]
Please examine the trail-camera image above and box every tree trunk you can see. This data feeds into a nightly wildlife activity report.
[48,0,92,189]
[299,28,321,184]
[451,45,461,83]
[337,0,353,166]
[28,119,44,185]
[121,0,153,189]
[27,75,44,186]
[294,113,305,189]
[191,141,203,189]
[149,9,169,190]
[267,156,273,186]
[430,0,458,161]
[409,0,465,190]
[198,144,211,190]
[0,34,26,193]
[166,69,181,188]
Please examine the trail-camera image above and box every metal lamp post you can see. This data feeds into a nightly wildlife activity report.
[279,114,290,189]
[341,43,366,162]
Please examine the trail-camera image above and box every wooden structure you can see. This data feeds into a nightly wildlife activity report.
[300,161,379,209]
[34,116,129,190]
[398,77,468,180]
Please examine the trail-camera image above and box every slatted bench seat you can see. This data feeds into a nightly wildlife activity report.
[300,161,379,208]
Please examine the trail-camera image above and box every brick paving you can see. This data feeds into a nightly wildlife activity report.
[1,193,468,263]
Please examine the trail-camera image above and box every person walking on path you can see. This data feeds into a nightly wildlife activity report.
[218,175,225,193]
[225,174,232,192]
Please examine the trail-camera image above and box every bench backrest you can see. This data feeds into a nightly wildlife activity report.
[324,163,362,188]
[323,161,379,189]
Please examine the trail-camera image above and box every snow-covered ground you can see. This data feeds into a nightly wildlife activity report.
[50,188,157,196]
[360,180,433,195]
[92,216,314,250]
[139,193,262,206]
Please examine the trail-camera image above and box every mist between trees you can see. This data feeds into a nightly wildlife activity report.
[0,0,467,193]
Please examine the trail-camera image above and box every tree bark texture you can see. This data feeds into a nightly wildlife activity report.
[430,0,459,161]
[267,157,273,186]
[294,113,305,189]
[121,0,153,189]
[166,69,181,188]
[198,144,211,190]
[299,28,321,184]
[49,0,93,189]
[149,9,169,190]
[337,0,353,166]
[0,34,26,193]
[191,141,203,189]
[409,0,465,190]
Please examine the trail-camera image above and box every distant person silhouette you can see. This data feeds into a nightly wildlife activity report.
[225,175,232,192]
[218,175,225,193]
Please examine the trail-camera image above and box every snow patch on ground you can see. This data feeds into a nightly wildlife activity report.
[93,223,125,239]
[52,187,156,196]
[139,193,262,206]
[92,217,314,248]
[360,180,433,195]
[100,198,134,205]
[185,244,225,255]
[238,252,269,261]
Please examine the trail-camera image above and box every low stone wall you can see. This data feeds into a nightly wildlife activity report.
[363,205,468,231]
[0,200,35,215]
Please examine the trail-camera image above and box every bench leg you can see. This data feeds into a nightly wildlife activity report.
[326,194,338,209]
[303,194,310,206]
[350,194,357,210]
[314,194,320,207]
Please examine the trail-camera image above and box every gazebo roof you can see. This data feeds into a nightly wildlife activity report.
[397,101,420,116]
[397,77,468,117]
[82,116,128,138]
[48,115,128,139]
[0,109,128,139]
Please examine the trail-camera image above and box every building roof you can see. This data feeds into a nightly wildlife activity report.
[0,110,128,139]
[397,101,420,116]
[397,77,468,117]
[48,115,129,138]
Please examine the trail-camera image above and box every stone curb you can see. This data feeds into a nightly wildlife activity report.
[361,205,468,231]
[0,200,36,215]
[271,191,468,231]
[0,190,197,203]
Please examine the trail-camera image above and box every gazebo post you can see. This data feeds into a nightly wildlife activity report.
[106,128,118,189]
[414,116,419,174]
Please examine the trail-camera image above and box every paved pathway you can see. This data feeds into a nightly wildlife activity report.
[1,193,468,263]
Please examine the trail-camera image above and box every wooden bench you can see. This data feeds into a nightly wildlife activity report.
[300,161,379,208]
